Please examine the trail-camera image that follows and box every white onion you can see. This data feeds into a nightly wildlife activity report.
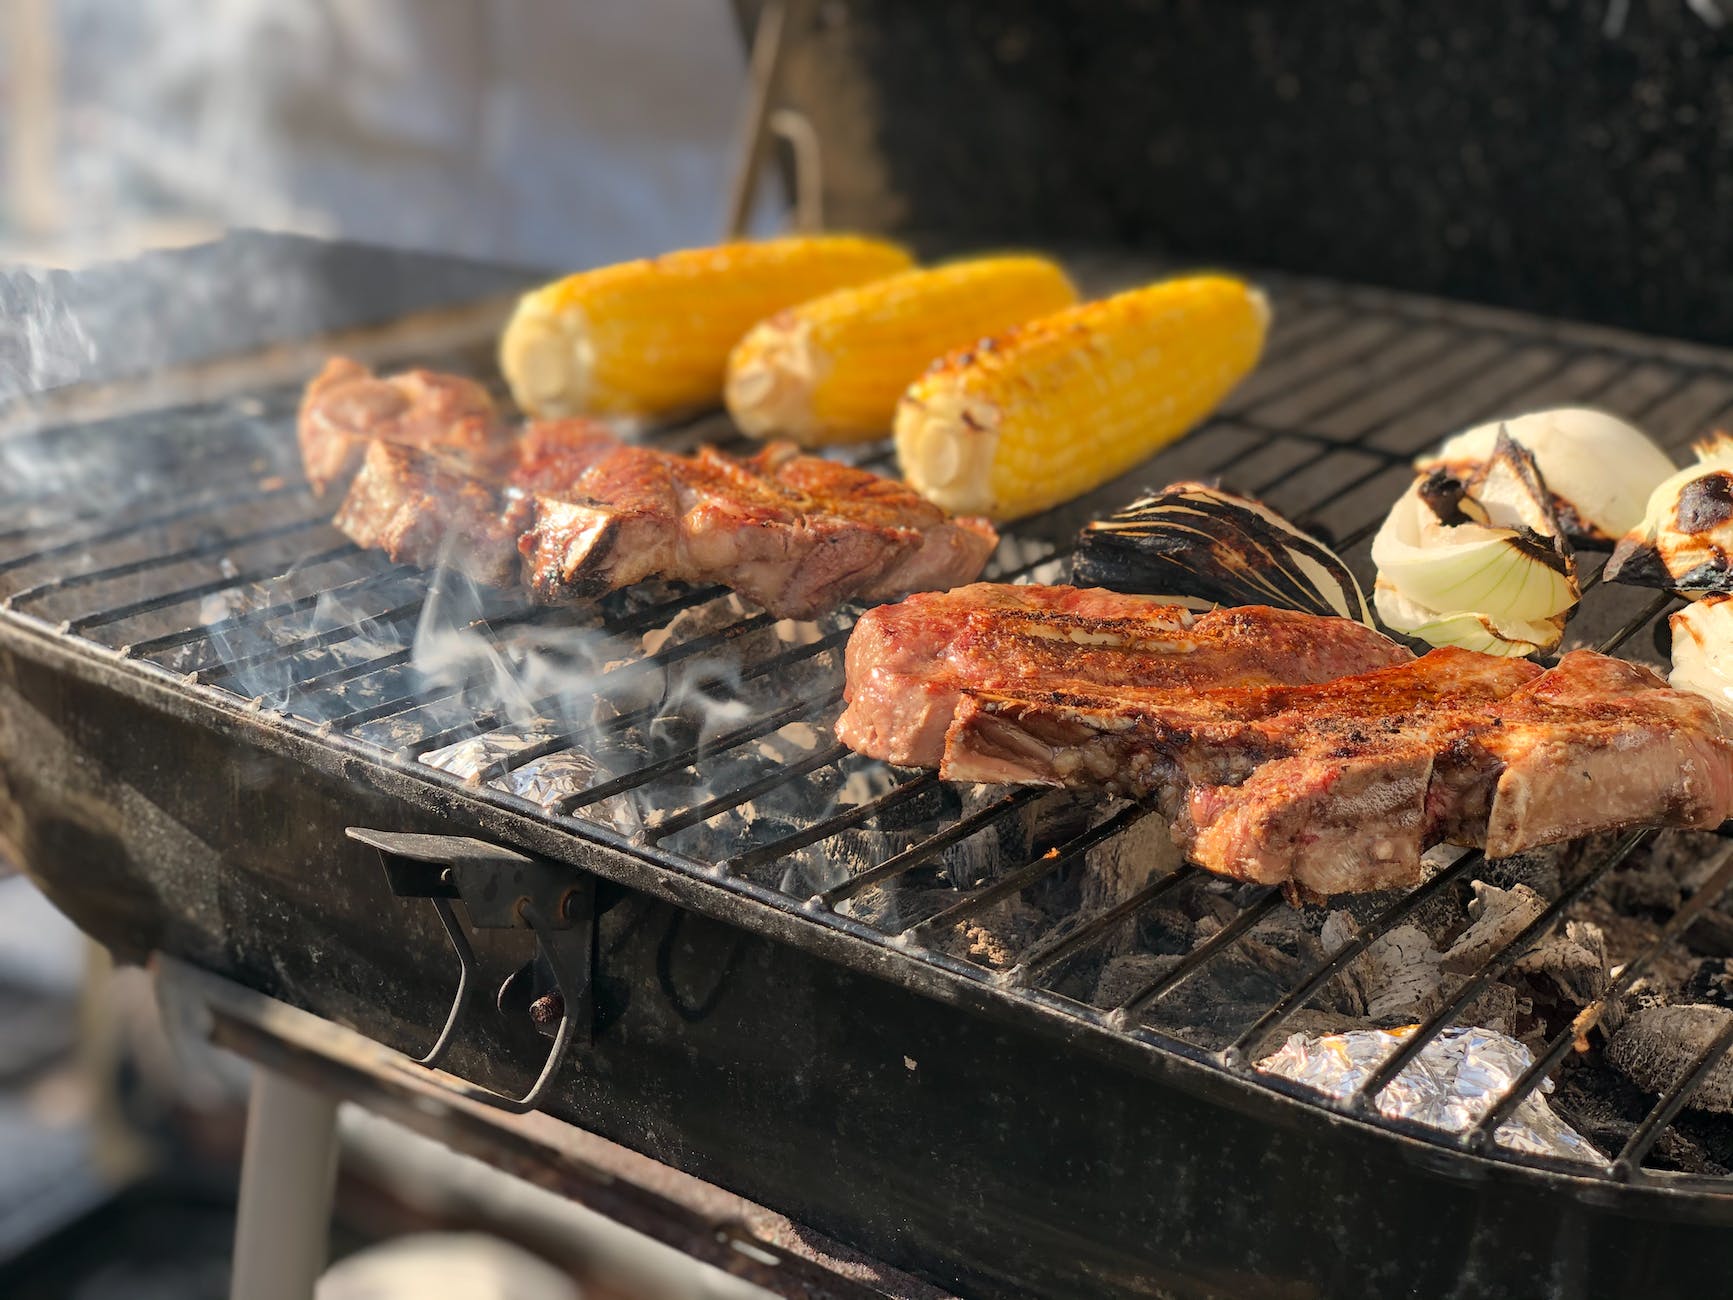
[1417,408,1674,545]
[1608,433,1733,591]
[1372,434,1578,655]
[1669,595,1733,707]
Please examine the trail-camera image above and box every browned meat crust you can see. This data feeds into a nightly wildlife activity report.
[834,583,1413,769]
[931,643,1733,898]
[513,425,999,620]
[332,441,530,587]
[305,362,998,617]
[298,357,517,497]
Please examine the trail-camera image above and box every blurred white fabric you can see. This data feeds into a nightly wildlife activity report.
[32,0,760,268]
[317,1233,581,1300]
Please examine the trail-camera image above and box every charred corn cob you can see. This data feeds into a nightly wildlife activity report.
[723,256,1078,445]
[501,235,913,419]
[895,275,1269,522]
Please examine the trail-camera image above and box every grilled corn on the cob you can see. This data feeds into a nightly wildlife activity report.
[895,275,1269,521]
[723,256,1078,445]
[501,235,913,419]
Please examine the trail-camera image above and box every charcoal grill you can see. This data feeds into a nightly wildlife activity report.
[8,259,1733,1298]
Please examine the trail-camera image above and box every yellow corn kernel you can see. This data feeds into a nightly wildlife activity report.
[723,255,1078,446]
[895,275,1270,522]
[501,235,913,419]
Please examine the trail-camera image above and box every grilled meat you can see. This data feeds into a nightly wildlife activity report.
[1469,651,1733,857]
[298,357,517,497]
[939,644,1733,897]
[308,363,998,618]
[834,584,1412,768]
[332,441,530,587]
[512,424,999,620]
[945,649,1538,896]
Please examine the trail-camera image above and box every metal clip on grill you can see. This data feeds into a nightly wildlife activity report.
[350,828,597,1114]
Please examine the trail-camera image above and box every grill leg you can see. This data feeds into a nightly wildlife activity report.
[230,1066,339,1300]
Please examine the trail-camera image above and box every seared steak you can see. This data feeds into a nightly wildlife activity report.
[946,648,1541,897]
[332,441,529,587]
[935,642,1733,897]
[834,584,1412,768]
[298,357,517,497]
[307,363,997,618]
[513,426,998,620]
[1469,651,1733,857]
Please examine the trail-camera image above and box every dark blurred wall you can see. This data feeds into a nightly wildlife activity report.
[772,0,1733,341]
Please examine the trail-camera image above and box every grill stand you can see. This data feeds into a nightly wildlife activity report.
[155,955,943,1300]
[232,1065,340,1300]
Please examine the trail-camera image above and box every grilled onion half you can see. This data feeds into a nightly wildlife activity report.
[1373,432,1578,656]
[1071,482,1372,623]
[1606,433,1733,592]
[1669,595,1733,708]
[1416,408,1673,548]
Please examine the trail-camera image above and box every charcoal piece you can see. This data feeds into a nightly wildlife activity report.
[1687,909,1733,960]
[1476,846,1566,899]
[1441,882,1547,975]
[1514,919,1609,1010]
[1552,1062,1733,1177]
[1606,1004,1733,1114]
[1448,982,1532,1044]
[1685,959,1733,1010]
[1079,811,1183,957]
[1093,953,1177,1009]
[1321,911,1443,1022]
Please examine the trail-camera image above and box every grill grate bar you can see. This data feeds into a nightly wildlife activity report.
[118,563,419,657]
[1114,888,1287,1023]
[906,803,1152,942]
[1189,326,1454,484]
[1596,594,1677,654]
[722,771,941,874]
[65,543,361,633]
[322,608,783,744]
[461,611,788,778]
[1469,847,1733,1152]
[1613,1017,1733,1179]
[554,687,844,812]
[202,596,425,682]
[458,627,852,786]
[1348,830,1650,1111]
[1223,850,1484,1067]
[3,508,331,608]
[0,480,305,575]
[605,585,734,637]
[817,787,1047,908]
[642,741,855,846]
[1004,864,1195,988]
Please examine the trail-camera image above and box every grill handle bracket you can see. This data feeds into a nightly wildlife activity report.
[347,828,596,1115]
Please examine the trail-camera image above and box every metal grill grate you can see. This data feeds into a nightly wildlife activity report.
[7,268,1733,1191]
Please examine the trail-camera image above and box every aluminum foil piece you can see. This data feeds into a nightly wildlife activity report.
[1257,1025,1601,1163]
[419,725,640,833]
[419,724,559,780]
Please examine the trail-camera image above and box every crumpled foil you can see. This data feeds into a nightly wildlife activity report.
[1256,1025,1600,1162]
[420,726,558,780]
[419,726,640,831]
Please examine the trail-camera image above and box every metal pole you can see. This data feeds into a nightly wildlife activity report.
[230,1066,340,1300]
[722,0,807,239]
